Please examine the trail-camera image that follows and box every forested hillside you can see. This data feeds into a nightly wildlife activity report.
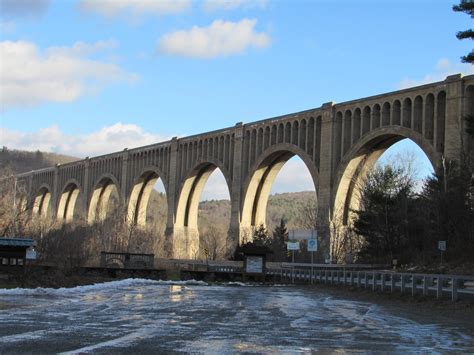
[0,147,80,174]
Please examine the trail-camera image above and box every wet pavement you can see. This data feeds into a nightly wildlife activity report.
[0,279,472,353]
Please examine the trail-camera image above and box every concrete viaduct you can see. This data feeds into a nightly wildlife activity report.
[17,74,474,259]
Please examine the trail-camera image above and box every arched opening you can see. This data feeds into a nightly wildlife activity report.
[57,183,82,223]
[242,148,318,240]
[33,187,51,219]
[334,133,436,226]
[382,102,391,126]
[175,163,231,259]
[88,177,121,224]
[372,104,381,129]
[127,171,167,233]
[197,169,231,260]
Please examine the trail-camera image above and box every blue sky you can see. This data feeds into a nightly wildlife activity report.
[1,0,472,199]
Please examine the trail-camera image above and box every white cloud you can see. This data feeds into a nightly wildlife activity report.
[0,40,138,109]
[398,58,474,89]
[157,18,271,58]
[0,123,170,157]
[202,0,267,12]
[77,0,191,17]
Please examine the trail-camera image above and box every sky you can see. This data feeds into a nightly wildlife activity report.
[1,0,472,200]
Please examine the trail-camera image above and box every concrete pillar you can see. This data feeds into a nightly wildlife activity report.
[166,137,179,258]
[317,102,335,259]
[228,123,245,257]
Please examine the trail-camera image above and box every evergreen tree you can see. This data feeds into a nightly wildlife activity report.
[271,219,289,260]
[453,0,474,63]
[253,224,270,247]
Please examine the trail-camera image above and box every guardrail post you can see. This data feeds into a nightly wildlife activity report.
[372,272,377,291]
[423,276,429,296]
[401,275,406,294]
[380,273,385,292]
[357,271,361,288]
[390,274,395,293]
[350,271,354,287]
[411,275,416,297]
[365,272,369,289]
[452,278,458,302]
[436,276,443,299]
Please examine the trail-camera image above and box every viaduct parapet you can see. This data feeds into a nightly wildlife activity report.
[17,74,474,259]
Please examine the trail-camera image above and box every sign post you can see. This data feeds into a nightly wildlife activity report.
[307,230,318,284]
[287,241,300,283]
[438,241,446,266]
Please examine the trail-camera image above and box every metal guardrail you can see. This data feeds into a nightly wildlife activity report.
[267,268,474,301]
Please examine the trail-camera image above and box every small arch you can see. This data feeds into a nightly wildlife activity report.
[292,120,299,146]
[403,97,412,128]
[436,91,446,153]
[257,128,264,156]
[392,100,401,126]
[382,102,391,126]
[307,117,315,157]
[362,106,371,135]
[343,110,352,154]
[277,123,284,144]
[372,104,381,129]
[353,108,361,143]
[335,112,343,164]
[299,119,307,151]
[414,95,423,134]
[264,126,270,150]
[425,93,435,142]
[271,125,277,145]
[285,122,291,144]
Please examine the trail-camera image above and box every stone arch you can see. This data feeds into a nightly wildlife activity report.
[127,167,169,228]
[425,94,435,141]
[353,108,361,143]
[334,127,438,225]
[436,91,447,153]
[88,174,122,224]
[343,110,352,154]
[32,184,52,219]
[175,161,232,231]
[57,179,83,223]
[403,97,412,128]
[241,144,319,236]
[414,95,423,134]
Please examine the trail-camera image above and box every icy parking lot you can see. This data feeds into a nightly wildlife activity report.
[0,279,472,353]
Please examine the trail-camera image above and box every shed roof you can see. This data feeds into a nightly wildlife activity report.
[0,238,36,247]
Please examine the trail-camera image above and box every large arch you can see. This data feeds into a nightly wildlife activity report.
[87,175,121,224]
[173,161,232,258]
[333,127,438,225]
[57,180,83,223]
[32,185,52,219]
[127,168,168,228]
[241,144,319,239]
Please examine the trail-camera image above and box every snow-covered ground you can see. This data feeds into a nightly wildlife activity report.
[0,279,472,353]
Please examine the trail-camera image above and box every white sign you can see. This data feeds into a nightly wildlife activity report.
[307,239,318,252]
[438,241,446,251]
[289,230,316,241]
[26,248,37,260]
[246,256,263,273]
[287,242,300,251]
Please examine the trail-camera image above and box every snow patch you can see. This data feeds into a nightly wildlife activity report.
[0,279,208,297]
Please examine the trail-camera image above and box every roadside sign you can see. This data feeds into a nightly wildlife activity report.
[26,248,37,260]
[287,242,300,251]
[307,239,318,252]
[438,241,446,251]
[289,230,316,241]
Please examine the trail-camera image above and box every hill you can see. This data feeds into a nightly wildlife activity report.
[0,147,80,174]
